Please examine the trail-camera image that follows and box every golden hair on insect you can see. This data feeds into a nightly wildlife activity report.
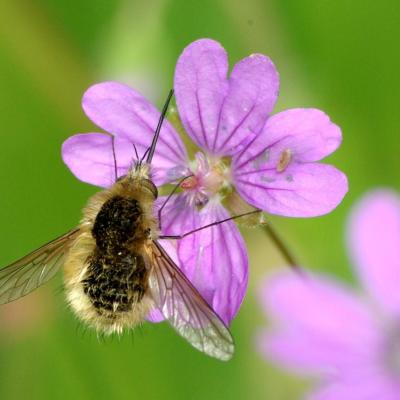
[0,89,234,361]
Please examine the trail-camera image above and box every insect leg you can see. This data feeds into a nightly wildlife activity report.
[159,210,300,272]
[111,135,118,182]
[158,175,194,231]
[141,148,150,164]
[132,142,140,163]
[158,209,261,239]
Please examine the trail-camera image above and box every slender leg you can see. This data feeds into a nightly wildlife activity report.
[132,143,139,162]
[158,175,193,231]
[111,135,118,182]
[159,209,261,239]
[141,148,150,164]
[159,209,301,272]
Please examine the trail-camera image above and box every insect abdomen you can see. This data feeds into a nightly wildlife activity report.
[82,249,147,313]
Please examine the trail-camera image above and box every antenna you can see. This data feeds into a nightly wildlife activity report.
[144,89,174,164]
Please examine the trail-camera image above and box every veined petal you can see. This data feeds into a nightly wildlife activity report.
[62,133,186,187]
[347,190,400,314]
[156,194,200,237]
[211,53,279,155]
[259,273,379,374]
[156,194,248,324]
[234,163,348,217]
[232,109,347,217]
[174,39,228,153]
[62,133,134,188]
[234,109,342,170]
[177,200,248,325]
[174,39,279,156]
[82,81,187,168]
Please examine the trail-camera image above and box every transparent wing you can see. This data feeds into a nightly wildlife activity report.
[0,229,80,304]
[148,241,234,361]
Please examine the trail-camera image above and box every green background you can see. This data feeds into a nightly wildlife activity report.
[0,1,398,399]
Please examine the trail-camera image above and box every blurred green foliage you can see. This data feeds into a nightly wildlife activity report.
[0,0,398,399]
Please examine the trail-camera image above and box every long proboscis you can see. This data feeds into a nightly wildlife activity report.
[145,89,174,164]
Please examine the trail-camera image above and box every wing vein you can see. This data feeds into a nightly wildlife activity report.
[0,229,79,304]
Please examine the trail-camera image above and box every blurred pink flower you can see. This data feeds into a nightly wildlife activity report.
[62,38,347,325]
[0,289,53,341]
[258,190,400,400]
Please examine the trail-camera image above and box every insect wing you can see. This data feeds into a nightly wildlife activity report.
[148,241,234,361]
[0,229,79,304]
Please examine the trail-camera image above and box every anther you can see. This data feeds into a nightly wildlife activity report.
[277,149,292,173]
[181,176,198,190]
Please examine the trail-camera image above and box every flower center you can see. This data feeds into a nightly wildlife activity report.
[180,152,231,207]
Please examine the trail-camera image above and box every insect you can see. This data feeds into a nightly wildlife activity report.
[0,90,235,361]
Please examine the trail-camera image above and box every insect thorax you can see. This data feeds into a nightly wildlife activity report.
[92,195,146,252]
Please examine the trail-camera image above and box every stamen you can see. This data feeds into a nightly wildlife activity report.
[180,153,232,206]
[277,149,292,172]
[181,176,198,190]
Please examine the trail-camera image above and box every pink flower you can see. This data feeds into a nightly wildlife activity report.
[62,38,347,325]
[258,190,400,400]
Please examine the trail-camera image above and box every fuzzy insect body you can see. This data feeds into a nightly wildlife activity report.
[64,170,158,335]
[0,164,234,360]
[0,90,234,360]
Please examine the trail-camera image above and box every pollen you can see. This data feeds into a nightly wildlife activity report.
[277,149,292,173]
[181,176,198,190]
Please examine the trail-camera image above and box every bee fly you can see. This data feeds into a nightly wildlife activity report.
[0,90,235,361]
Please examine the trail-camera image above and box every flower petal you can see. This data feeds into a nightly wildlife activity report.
[174,39,279,156]
[82,81,187,170]
[174,39,228,153]
[146,308,164,323]
[210,53,280,155]
[156,194,200,237]
[234,162,348,217]
[157,194,248,324]
[258,273,379,374]
[310,377,400,400]
[62,131,187,187]
[177,200,248,325]
[232,109,347,217]
[62,133,134,187]
[234,109,342,168]
[347,190,400,313]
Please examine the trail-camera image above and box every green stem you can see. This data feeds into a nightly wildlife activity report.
[260,221,302,273]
